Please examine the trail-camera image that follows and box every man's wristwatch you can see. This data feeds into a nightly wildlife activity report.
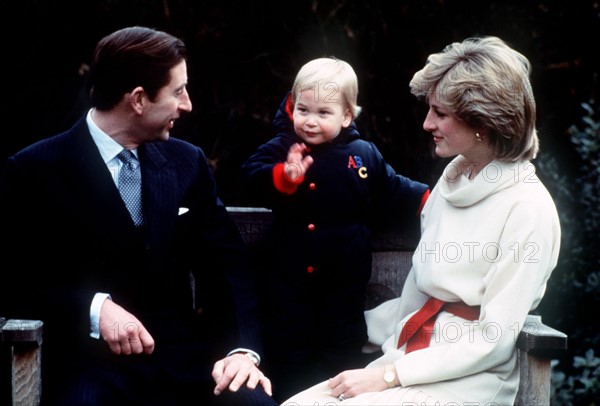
[383,364,398,388]
[226,348,261,367]
[243,351,260,366]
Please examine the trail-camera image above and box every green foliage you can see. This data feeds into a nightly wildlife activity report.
[566,100,600,304]
[538,99,600,405]
[551,349,600,405]
[569,101,600,238]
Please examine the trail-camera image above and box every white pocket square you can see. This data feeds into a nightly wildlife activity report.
[178,207,189,215]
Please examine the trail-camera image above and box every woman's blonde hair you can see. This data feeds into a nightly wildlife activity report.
[410,36,539,161]
[292,57,362,119]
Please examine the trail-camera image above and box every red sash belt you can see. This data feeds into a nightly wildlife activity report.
[397,297,480,354]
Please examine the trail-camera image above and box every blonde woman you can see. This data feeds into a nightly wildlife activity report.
[283,36,561,406]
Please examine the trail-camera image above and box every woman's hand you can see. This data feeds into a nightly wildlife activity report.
[328,367,391,400]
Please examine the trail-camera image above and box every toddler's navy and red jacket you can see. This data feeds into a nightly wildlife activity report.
[241,93,429,393]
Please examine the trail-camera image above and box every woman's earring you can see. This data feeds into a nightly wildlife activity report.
[475,132,482,142]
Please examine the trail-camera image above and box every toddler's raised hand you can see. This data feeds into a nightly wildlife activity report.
[285,143,313,180]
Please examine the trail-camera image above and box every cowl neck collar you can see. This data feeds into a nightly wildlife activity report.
[438,155,533,207]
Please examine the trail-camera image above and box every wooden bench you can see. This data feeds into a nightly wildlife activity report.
[227,207,568,406]
[1,206,568,405]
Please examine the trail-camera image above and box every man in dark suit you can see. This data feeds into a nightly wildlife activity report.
[0,26,277,406]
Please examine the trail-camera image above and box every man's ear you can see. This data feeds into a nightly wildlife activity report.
[128,86,145,114]
[342,109,353,128]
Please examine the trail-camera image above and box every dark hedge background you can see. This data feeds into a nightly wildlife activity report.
[4,0,600,402]
[6,1,598,192]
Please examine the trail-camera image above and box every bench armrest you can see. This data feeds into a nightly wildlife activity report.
[1,319,44,346]
[517,314,568,355]
[1,318,44,406]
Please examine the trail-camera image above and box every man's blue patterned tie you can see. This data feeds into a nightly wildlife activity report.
[117,149,144,226]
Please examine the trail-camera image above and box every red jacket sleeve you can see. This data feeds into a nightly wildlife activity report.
[273,162,304,195]
[417,189,430,216]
